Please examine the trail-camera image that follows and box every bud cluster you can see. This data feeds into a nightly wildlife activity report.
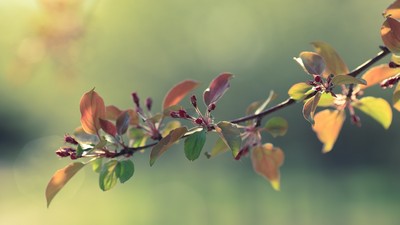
[380,75,400,89]
[56,147,77,159]
[307,74,336,97]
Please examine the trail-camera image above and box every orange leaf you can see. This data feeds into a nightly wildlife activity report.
[360,64,400,89]
[45,162,85,207]
[80,88,106,134]
[384,0,400,19]
[251,143,284,191]
[313,109,346,153]
[311,41,349,77]
[381,17,400,54]
[163,80,200,109]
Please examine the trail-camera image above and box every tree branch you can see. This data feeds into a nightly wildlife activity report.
[112,46,391,157]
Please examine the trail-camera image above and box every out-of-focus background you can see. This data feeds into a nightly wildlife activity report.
[1,0,399,224]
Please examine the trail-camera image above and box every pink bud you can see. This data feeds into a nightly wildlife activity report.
[132,92,140,108]
[190,95,197,108]
[146,97,153,111]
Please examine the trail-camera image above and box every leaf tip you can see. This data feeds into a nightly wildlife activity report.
[271,180,280,191]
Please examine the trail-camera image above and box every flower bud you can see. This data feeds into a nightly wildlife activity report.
[146,97,153,111]
[208,103,216,112]
[190,95,197,108]
[132,92,140,108]
[195,118,203,125]
[64,134,78,145]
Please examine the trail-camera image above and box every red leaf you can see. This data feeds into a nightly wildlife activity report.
[80,88,106,134]
[251,143,284,191]
[99,118,117,136]
[384,0,400,19]
[162,80,200,110]
[203,73,234,106]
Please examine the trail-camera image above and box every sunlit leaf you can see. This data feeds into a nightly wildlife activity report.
[302,92,321,125]
[294,51,326,75]
[79,88,106,134]
[206,137,228,158]
[317,92,335,107]
[360,64,400,89]
[73,127,99,145]
[288,82,312,100]
[46,162,85,207]
[150,127,188,166]
[215,121,242,158]
[313,109,346,153]
[264,117,288,137]
[353,97,393,129]
[116,111,130,135]
[184,129,206,161]
[163,80,200,110]
[381,17,400,54]
[99,118,117,136]
[251,143,284,191]
[92,158,103,173]
[161,121,182,137]
[311,41,349,77]
[128,128,147,148]
[203,73,234,106]
[331,75,366,86]
[394,83,400,111]
[118,160,135,183]
[383,0,400,19]
[99,160,120,191]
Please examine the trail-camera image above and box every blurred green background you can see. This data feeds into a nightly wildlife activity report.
[1,0,399,224]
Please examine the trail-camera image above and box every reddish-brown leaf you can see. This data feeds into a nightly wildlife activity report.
[381,17,400,54]
[80,88,106,134]
[45,162,85,207]
[384,0,400,19]
[294,52,326,75]
[302,92,321,125]
[99,118,117,136]
[311,41,349,77]
[150,127,188,166]
[313,109,346,153]
[162,80,200,110]
[251,143,284,191]
[360,64,400,89]
[105,106,138,125]
[116,111,130,135]
[203,73,234,106]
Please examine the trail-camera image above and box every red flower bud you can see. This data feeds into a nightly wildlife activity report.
[190,95,197,108]
[132,92,140,108]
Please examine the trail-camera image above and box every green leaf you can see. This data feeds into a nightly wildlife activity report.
[118,160,135,183]
[264,117,288,137]
[92,158,103,173]
[150,127,188,166]
[311,41,349,76]
[331,75,366,86]
[302,92,321,125]
[206,137,228,158]
[251,143,284,191]
[317,92,335,107]
[294,51,326,75]
[99,160,120,191]
[215,121,242,158]
[128,128,147,148]
[76,145,84,157]
[288,82,312,100]
[46,162,85,207]
[162,80,200,109]
[184,129,206,161]
[393,83,400,111]
[353,97,393,129]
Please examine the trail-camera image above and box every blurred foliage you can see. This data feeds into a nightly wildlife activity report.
[1,0,399,224]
